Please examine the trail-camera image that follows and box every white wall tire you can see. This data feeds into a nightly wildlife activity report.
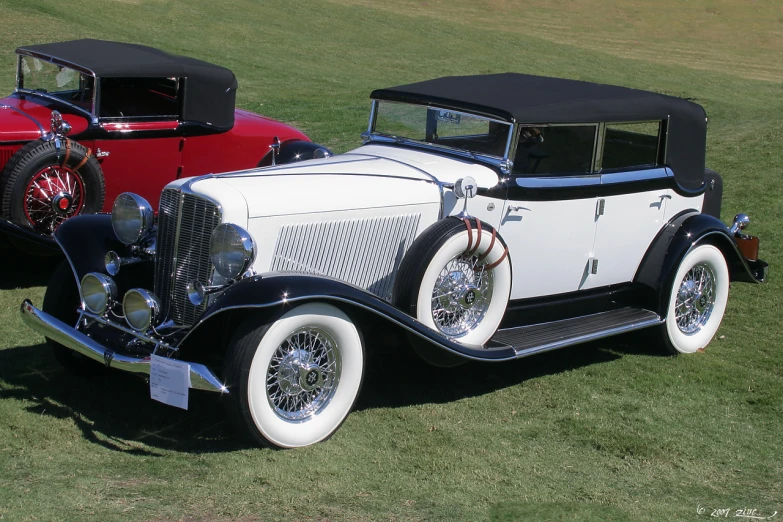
[393,218,511,347]
[224,303,364,448]
[662,244,729,354]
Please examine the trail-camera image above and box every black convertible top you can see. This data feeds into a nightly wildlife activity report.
[17,39,238,129]
[372,74,708,190]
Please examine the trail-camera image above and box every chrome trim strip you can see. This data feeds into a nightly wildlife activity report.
[20,300,227,393]
[599,167,670,184]
[0,104,45,136]
[515,166,670,190]
[515,175,601,189]
[506,315,663,357]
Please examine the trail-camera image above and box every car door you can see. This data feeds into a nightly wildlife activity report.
[499,124,600,300]
[94,77,183,208]
[580,121,670,289]
[581,170,669,289]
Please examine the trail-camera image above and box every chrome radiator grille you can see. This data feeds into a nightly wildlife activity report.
[154,188,221,325]
[269,213,421,301]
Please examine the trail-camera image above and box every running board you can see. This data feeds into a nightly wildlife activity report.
[489,307,662,358]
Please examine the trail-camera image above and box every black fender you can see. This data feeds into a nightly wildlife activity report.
[179,273,518,362]
[53,213,152,291]
[257,140,333,167]
[635,211,767,317]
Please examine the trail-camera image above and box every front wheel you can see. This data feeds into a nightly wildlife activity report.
[659,244,730,354]
[223,303,364,448]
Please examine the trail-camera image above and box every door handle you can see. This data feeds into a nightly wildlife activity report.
[659,194,672,200]
[507,205,529,212]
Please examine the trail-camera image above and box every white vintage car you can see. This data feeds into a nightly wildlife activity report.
[21,73,768,448]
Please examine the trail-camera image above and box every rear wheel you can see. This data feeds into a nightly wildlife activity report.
[659,244,729,354]
[223,303,364,448]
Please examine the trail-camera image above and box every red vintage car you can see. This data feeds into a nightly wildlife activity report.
[0,39,330,250]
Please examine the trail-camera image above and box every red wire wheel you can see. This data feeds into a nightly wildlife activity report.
[23,165,86,233]
[1,139,104,235]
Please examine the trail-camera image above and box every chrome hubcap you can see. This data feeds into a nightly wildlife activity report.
[431,255,493,337]
[675,262,716,334]
[266,328,340,421]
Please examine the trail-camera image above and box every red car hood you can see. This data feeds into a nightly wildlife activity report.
[0,95,90,142]
[234,108,310,142]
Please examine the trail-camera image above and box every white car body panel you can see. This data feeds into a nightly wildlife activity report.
[499,197,599,299]
[583,189,666,289]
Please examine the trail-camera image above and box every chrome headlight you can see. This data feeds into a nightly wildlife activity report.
[80,273,117,315]
[123,289,160,332]
[112,193,153,245]
[210,223,256,280]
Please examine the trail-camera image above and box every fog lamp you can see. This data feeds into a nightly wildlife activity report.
[123,289,161,332]
[80,272,117,315]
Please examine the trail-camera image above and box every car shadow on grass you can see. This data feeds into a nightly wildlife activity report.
[0,334,665,454]
[356,332,664,411]
[0,233,62,289]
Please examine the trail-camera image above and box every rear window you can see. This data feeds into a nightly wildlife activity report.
[512,125,597,176]
[99,77,179,119]
[601,121,662,170]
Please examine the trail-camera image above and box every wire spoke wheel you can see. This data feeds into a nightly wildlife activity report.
[661,244,729,354]
[675,263,716,334]
[23,165,85,233]
[265,327,341,421]
[431,254,494,337]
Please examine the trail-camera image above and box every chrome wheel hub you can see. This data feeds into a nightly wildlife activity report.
[675,262,716,335]
[431,255,493,338]
[51,191,74,214]
[266,328,340,421]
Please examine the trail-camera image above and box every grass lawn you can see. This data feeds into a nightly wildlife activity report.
[0,0,781,520]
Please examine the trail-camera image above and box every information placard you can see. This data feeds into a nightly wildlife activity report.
[150,355,191,410]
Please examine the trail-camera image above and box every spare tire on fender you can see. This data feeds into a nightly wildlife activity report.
[392,217,512,348]
[0,138,105,234]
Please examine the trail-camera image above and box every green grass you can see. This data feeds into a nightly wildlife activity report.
[0,1,781,520]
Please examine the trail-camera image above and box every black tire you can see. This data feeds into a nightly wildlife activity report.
[1,139,105,234]
[222,303,364,448]
[44,260,105,377]
[392,217,512,348]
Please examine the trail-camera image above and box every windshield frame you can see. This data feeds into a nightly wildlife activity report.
[366,99,515,171]
[15,51,98,122]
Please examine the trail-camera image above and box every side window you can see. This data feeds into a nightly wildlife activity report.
[99,77,180,119]
[512,125,596,176]
[601,121,661,171]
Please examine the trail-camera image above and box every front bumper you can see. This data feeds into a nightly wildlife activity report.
[20,300,227,393]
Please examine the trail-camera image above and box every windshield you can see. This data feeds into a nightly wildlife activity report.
[17,55,94,112]
[372,100,511,158]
